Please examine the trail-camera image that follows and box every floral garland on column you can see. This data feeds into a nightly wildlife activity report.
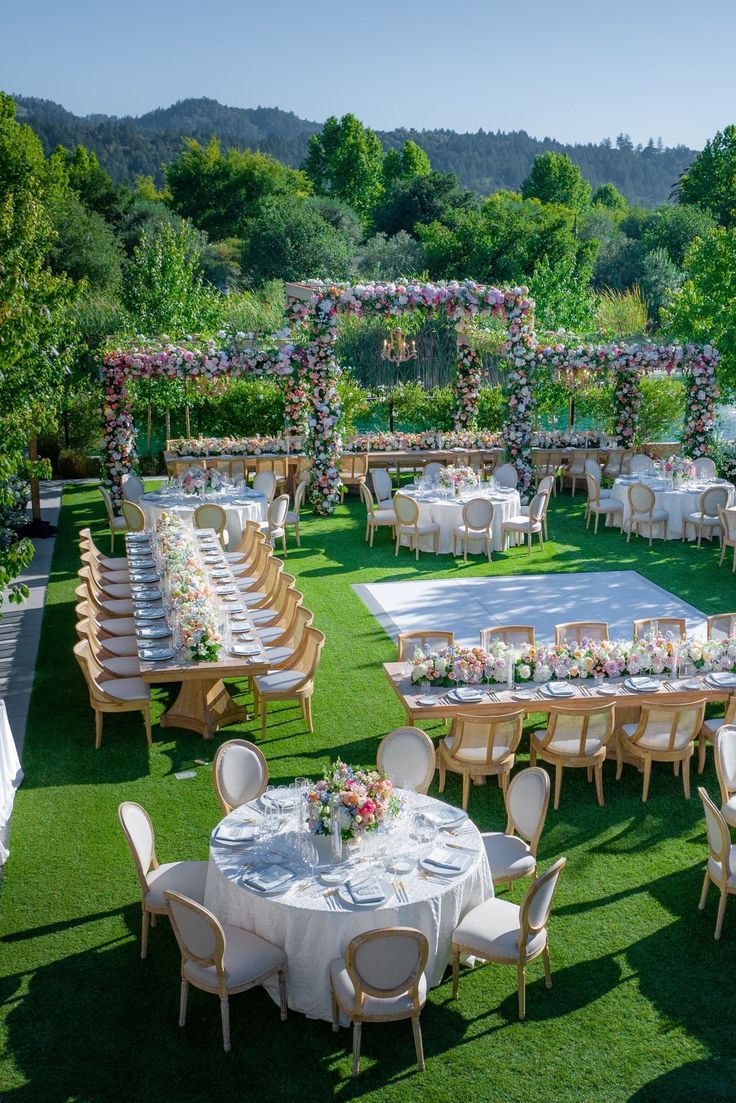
[453,326,483,430]
[683,346,719,457]
[101,331,295,504]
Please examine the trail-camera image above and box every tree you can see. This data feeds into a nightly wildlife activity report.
[529,253,596,333]
[591,183,628,211]
[47,189,124,288]
[0,93,79,609]
[641,203,716,266]
[240,197,353,285]
[166,137,310,239]
[122,222,222,336]
[677,126,736,226]
[50,144,122,221]
[353,231,422,281]
[302,114,385,218]
[663,227,736,394]
[640,247,682,322]
[304,196,362,244]
[382,139,431,185]
[521,152,591,211]
[373,171,477,237]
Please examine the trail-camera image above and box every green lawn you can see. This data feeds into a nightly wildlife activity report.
[2,485,736,1102]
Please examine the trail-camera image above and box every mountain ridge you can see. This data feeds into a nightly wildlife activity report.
[11,94,697,208]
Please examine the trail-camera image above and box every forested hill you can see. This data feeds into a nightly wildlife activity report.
[13,95,697,206]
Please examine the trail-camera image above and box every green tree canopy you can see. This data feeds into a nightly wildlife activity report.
[663,226,736,394]
[302,114,385,218]
[166,137,310,239]
[641,202,716,266]
[521,152,592,211]
[373,171,477,237]
[677,126,736,226]
[591,182,628,211]
[52,144,121,221]
[47,189,124,289]
[122,222,222,336]
[383,139,431,185]
[240,197,353,285]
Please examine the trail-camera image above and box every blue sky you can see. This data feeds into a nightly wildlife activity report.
[2,0,733,148]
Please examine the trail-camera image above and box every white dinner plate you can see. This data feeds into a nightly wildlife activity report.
[136,624,171,639]
[338,878,393,908]
[450,687,485,703]
[420,848,472,877]
[262,787,299,810]
[416,695,438,707]
[674,679,703,691]
[139,646,175,662]
[624,677,660,693]
[430,806,469,830]
[387,857,416,874]
[705,672,736,688]
[134,608,166,620]
[319,867,352,885]
[230,643,261,657]
[129,572,159,583]
[240,868,295,895]
[131,588,162,602]
[597,684,620,695]
[541,682,575,698]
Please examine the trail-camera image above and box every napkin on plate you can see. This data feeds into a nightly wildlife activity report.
[215,822,258,844]
[545,681,573,696]
[347,878,385,904]
[243,864,292,891]
[626,676,659,690]
[423,847,464,873]
[706,671,736,687]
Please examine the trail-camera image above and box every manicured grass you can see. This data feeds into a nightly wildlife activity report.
[2,484,736,1102]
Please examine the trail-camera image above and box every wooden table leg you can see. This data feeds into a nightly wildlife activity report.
[160,677,250,740]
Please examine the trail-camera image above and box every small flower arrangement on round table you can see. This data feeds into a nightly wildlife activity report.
[435,464,479,497]
[305,760,400,859]
[178,466,224,496]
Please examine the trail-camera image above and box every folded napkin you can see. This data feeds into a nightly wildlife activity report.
[627,676,659,690]
[706,671,736,687]
[430,806,464,827]
[546,681,573,696]
[347,878,385,904]
[423,847,464,873]
[215,822,258,844]
[243,864,292,891]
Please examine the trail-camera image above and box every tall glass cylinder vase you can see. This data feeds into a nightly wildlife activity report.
[329,794,343,863]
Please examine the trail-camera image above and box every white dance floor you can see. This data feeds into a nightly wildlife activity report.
[353,571,707,646]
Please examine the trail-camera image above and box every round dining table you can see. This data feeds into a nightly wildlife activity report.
[611,475,735,540]
[398,483,522,554]
[139,487,268,547]
[203,792,493,1022]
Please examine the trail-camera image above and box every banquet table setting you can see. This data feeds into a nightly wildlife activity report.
[139,484,268,548]
[397,480,522,554]
[611,474,735,539]
[204,786,492,1021]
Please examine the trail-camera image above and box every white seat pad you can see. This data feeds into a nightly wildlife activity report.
[100,617,137,635]
[621,721,689,752]
[101,570,132,585]
[685,512,720,524]
[249,608,279,625]
[533,729,601,757]
[100,582,133,598]
[504,516,540,530]
[371,509,396,524]
[263,646,295,667]
[723,796,736,827]
[631,509,669,522]
[592,500,623,512]
[100,598,135,615]
[453,897,547,962]
[100,635,138,657]
[398,522,439,535]
[329,958,427,1019]
[255,669,308,693]
[145,860,209,909]
[102,676,149,702]
[240,590,267,605]
[443,734,498,764]
[454,525,490,537]
[102,655,140,677]
[482,832,536,880]
[707,847,736,889]
[256,625,285,644]
[184,924,285,991]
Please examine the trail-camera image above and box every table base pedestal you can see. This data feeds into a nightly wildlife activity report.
[160,677,249,740]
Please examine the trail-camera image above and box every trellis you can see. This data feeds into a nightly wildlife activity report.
[102,280,538,515]
[533,341,720,455]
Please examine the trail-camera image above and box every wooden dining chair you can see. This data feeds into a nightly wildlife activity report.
[531,700,616,808]
[714,726,736,828]
[339,453,369,502]
[74,640,151,749]
[554,621,609,645]
[494,463,518,489]
[330,928,429,1076]
[585,474,624,533]
[480,766,550,888]
[632,617,686,640]
[194,503,228,545]
[285,480,309,547]
[121,473,144,502]
[683,486,729,546]
[117,801,208,958]
[626,483,668,544]
[707,613,736,640]
[252,627,325,737]
[697,698,736,774]
[120,500,146,533]
[616,697,707,801]
[397,629,454,660]
[719,508,736,572]
[453,497,494,563]
[165,890,287,1051]
[439,708,525,810]
[260,606,314,669]
[479,626,535,648]
[697,787,736,939]
[501,492,546,554]
[377,727,436,794]
[212,739,269,814]
[263,494,289,555]
[98,485,128,552]
[451,857,566,1018]
[360,482,396,547]
[393,494,440,559]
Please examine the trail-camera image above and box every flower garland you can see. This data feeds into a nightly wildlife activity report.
[534,342,720,452]
[305,759,400,839]
[347,429,502,452]
[168,434,305,457]
[178,466,223,496]
[453,329,484,430]
[153,513,222,662]
[436,464,478,492]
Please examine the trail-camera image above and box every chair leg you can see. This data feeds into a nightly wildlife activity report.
[451,945,460,998]
[698,733,707,774]
[438,756,446,793]
[95,709,103,750]
[615,736,624,780]
[699,869,711,910]
[682,753,691,800]
[303,694,314,733]
[143,705,152,746]
[330,983,339,1032]
[529,741,537,767]
[412,1016,426,1072]
[554,764,563,810]
[542,946,552,988]
[179,978,189,1026]
[278,966,288,1021]
[642,756,652,802]
[220,996,231,1052]
[140,907,150,959]
[352,1021,362,1077]
[461,771,470,811]
[715,892,728,939]
[517,964,526,1020]
[594,762,605,806]
[261,699,267,739]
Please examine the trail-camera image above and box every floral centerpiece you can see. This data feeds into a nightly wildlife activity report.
[154,514,222,662]
[435,464,479,495]
[178,466,224,496]
[306,760,400,840]
[663,455,697,482]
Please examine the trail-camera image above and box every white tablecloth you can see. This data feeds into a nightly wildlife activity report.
[0,700,23,864]
[612,476,735,540]
[140,489,268,547]
[204,793,493,1021]
[399,485,522,554]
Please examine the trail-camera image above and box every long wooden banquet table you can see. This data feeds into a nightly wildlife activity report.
[383,660,730,735]
[133,532,271,740]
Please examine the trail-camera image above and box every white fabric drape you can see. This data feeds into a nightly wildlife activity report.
[400,488,522,554]
[612,477,735,540]
[140,489,268,547]
[0,700,23,864]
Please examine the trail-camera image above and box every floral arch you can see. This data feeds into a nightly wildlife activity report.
[102,279,538,516]
[533,341,720,455]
